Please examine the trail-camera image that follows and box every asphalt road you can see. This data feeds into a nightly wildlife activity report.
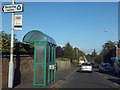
[52,68,120,88]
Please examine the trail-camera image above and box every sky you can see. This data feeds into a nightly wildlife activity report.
[1,0,120,2]
[2,2,118,54]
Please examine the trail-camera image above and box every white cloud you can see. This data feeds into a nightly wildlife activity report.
[59,45,64,47]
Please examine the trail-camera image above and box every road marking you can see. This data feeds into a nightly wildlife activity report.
[50,68,77,88]
[95,72,103,76]
[104,76,108,79]
[114,83,120,88]
[114,83,119,86]
[50,80,63,88]
[96,72,110,79]
[64,69,76,80]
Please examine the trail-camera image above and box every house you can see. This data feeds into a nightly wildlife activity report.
[78,55,87,65]
[111,44,120,74]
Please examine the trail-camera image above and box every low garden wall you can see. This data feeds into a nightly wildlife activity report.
[2,55,76,88]
[2,54,34,88]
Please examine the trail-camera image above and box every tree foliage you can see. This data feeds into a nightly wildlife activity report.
[1,31,33,54]
[62,42,85,62]
[100,41,115,64]
[86,41,116,65]
[2,31,10,52]
[64,42,74,60]
[86,54,92,62]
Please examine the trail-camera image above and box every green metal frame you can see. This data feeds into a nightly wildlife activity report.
[33,41,56,86]
[33,41,47,86]
[51,46,53,82]
[54,46,56,81]
[47,44,49,84]
[23,30,56,87]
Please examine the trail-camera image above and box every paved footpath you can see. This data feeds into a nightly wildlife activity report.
[15,65,77,88]
[46,67,77,88]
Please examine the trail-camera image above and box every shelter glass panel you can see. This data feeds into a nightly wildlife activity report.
[35,65,44,84]
[36,45,44,63]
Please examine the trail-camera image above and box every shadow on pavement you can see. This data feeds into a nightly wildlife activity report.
[107,78,120,85]
[93,68,120,86]
[13,44,21,88]
[93,68,120,78]
[98,71,120,78]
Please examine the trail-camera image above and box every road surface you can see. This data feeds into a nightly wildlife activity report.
[52,68,120,88]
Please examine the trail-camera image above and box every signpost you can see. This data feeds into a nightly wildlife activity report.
[2,0,24,88]
[2,4,24,13]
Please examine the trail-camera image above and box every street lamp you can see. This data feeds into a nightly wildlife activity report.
[104,29,119,74]
[104,29,118,41]
[104,29,118,54]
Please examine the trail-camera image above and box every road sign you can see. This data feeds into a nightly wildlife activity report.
[14,14,22,30]
[2,4,24,13]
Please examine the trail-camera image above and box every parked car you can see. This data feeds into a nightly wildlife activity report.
[80,62,93,72]
[99,63,113,73]
[90,62,94,67]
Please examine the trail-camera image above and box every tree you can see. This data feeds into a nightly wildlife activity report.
[91,49,97,62]
[56,46,64,58]
[92,49,97,57]
[64,42,74,60]
[94,54,103,64]
[86,49,97,63]
[73,47,79,60]
[101,41,115,63]
[2,31,11,52]
[86,54,92,62]
[2,31,19,53]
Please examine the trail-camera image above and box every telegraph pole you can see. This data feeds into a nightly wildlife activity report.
[8,0,15,88]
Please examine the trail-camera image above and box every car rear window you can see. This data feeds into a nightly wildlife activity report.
[101,64,111,67]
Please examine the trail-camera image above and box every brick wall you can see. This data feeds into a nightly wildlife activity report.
[2,54,34,88]
[2,54,76,88]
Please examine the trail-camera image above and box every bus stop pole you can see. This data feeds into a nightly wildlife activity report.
[8,0,15,88]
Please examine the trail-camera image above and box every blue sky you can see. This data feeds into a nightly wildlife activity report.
[2,2,118,54]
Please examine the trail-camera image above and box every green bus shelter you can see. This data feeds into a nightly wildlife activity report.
[23,30,56,86]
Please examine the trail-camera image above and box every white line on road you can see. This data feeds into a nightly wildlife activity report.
[114,83,120,88]
[114,83,119,86]
[50,68,77,88]
[50,80,63,88]
[95,72,103,76]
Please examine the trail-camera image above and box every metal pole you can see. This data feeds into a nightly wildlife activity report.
[8,0,15,88]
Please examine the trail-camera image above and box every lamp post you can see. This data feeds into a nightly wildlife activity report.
[104,29,118,56]
[2,0,24,88]
[8,0,15,88]
[104,29,119,74]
